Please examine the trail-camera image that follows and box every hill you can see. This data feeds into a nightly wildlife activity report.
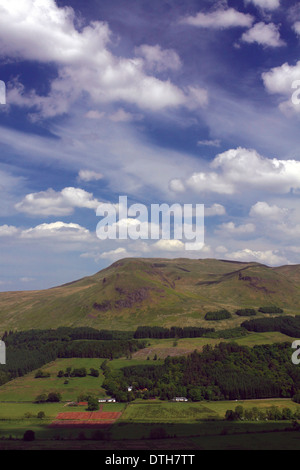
[0,258,299,332]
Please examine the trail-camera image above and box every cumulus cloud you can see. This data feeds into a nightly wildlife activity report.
[20,221,91,242]
[15,187,101,216]
[0,0,208,117]
[180,7,253,29]
[244,0,280,11]
[170,147,300,195]
[225,248,287,266]
[241,22,285,47]
[262,61,300,113]
[97,247,129,260]
[153,239,185,251]
[0,225,19,237]
[249,201,289,219]
[215,221,256,236]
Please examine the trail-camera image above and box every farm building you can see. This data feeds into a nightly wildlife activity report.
[98,398,116,403]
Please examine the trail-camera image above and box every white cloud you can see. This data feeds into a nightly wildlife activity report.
[241,22,285,47]
[181,7,253,29]
[185,171,234,194]
[15,187,101,216]
[0,0,208,117]
[170,147,300,195]
[153,239,185,251]
[168,178,186,193]
[215,221,256,236]
[263,62,300,95]
[225,248,287,266]
[245,0,280,11]
[262,61,300,114]
[205,204,226,216]
[20,221,91,242]
[274,222,300,239]
[98,247,129,260]
[293,22,300,36]
[249,201,288,219]
[134,44,182,72]
[0,225,19,237]
[78,170,103,182]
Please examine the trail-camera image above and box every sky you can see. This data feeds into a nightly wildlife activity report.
[1,0,300,290]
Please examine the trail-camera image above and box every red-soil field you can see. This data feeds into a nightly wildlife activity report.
[50,411,122,428]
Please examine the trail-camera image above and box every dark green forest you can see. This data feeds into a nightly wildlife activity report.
[0,327,147,384]
[1,325,300,404]
[103,342,300,402]
[241,316,300,337]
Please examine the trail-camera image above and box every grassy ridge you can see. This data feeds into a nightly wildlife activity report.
[0,258,300,332]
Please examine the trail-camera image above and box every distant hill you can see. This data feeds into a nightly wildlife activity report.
[0,258,299,332]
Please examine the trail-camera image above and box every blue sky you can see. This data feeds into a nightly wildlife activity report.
[1,0,300,290]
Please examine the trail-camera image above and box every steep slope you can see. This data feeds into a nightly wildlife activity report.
[0,258,299,332]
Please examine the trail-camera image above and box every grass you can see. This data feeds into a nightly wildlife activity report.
[119,399,299,424]
[120,402,219,422]
[1,257,300,332]
[0,340,299,448]
[0,358,106,402]
[131,331,295,360]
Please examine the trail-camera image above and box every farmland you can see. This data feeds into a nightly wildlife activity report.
[0,354,300,449]
[0,397,300,449]
[0,320,300,449]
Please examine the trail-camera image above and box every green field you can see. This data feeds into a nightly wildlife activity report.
[0,396,299,444]
[0,358,106,402]
[0,333,300,449]
[131,331,295,359]
[119,399,299,423]
[0,355,299,444]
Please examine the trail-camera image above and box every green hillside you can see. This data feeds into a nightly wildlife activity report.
[0,258,300,332]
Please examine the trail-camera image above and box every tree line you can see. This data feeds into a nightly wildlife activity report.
[241,316,300,338]
[133,326,214,339]
[225,405,299,422]
[0,332,146,385]
[114,342,300,402]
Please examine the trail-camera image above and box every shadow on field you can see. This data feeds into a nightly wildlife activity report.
[1,420,300,450]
